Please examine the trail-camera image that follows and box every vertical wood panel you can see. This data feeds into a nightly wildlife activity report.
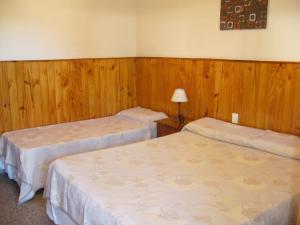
[7,63,20,130]
[293,65,300,134]
[238,62,257,127]
[0,63,12,132]
[0,58,137,134]
[0,63,5,134]
[136,58,300,136]
[46,62,57,124]
[119,58,136,110]
[136,59,152,108]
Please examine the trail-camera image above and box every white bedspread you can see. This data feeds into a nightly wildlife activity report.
[45,131,300,225]
[0,115,153,204]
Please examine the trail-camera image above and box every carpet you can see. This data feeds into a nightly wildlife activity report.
[0,171,53,225]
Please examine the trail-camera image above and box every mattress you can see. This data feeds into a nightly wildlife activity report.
[0,115,155,204]
[44,130,300,225]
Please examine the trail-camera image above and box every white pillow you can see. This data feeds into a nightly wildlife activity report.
[117,107,167,124]
[183,117,264,147]
[250,130,300,160]
[183,117,300,160]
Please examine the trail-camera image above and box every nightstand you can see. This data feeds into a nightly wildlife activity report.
[155,118,191,137]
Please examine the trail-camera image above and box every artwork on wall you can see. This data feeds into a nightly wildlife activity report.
[220,0,269,30]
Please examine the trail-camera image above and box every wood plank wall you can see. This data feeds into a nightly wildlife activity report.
[0,58,136,134]
[1,57,299,136]
[136,58,300,136]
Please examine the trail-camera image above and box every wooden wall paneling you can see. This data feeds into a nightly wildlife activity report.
[206,60,223,119]
[119,58,137,110]
[54,61,64,124]
[214,61,238,122]
[136,58,300,136]
[0,63,12,132]
[1,58,299,135]
[177,59,198,120]
[23,62,35,128]
[164,59,178,118]
[276,64,297,133]
[46,62,58,125]
[6,63,17,130]
[153,59,170,113]
[0,63,5,133]
[69,60,84,121]
[62,61,72,122]
[267,63,298,133]
[136,58,152,109]
[280,63,298,134]
[194,60,206,118]
[254,62,269,130]
[95,60,105,117]
[79,60,91,120]
[30,62,44,127]
[264,63,287,132]
[230,62,242,120]
[150,59,161,112]
[113,59,121,115]
[94,60,106,118]
[100,59,119,116]
[292,64,300,134]
[88,59,98,119]
[39,62,50,126]
[238,62,257,128]
[0,58,137,134]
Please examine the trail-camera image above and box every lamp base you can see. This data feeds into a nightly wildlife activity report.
[177,114,185,126]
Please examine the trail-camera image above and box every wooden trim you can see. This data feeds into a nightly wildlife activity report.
[136,57,300,64]
[0,57,137,63]
[2,57,299,64]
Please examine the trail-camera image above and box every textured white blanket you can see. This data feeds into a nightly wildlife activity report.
[45,131,300,225]
[0,115,154,204]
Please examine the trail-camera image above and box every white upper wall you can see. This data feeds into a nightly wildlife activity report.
[1,0,300,61]
[0,0,137,60]
[137,0,300,62]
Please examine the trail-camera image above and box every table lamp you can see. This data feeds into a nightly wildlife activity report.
[171,88,188,125]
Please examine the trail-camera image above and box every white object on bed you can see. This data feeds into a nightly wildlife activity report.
[183,117,265,147]
[45,130,300,225]
[117,106,167,123]
[250,130,300,160]
[117,106,167,137]
[184,117,300,160]
[0,107,167,204]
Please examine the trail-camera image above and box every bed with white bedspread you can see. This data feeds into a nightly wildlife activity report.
[45,117,300,225]
[0,107,167,204]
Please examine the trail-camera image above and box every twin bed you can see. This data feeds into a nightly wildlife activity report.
[44,118,300,225]
[1,108,300,225]
[0,107,167,203]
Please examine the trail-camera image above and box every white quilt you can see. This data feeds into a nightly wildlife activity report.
[45,131,300,225]
[0,115,154,204]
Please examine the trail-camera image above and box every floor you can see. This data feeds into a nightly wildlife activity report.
[0,172,53,225]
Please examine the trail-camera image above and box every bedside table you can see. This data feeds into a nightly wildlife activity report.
[155,118,191,137]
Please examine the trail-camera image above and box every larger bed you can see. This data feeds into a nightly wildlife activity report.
[0,107,167,204]
[45,118,300,225]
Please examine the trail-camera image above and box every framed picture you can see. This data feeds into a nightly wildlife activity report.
[220,0,269,30]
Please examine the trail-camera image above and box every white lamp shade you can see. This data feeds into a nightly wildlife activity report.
[171,88,188,103]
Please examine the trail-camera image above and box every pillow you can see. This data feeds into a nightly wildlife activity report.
[250,130,300,160]
[183,117,265,147]
[117,107,167,124]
